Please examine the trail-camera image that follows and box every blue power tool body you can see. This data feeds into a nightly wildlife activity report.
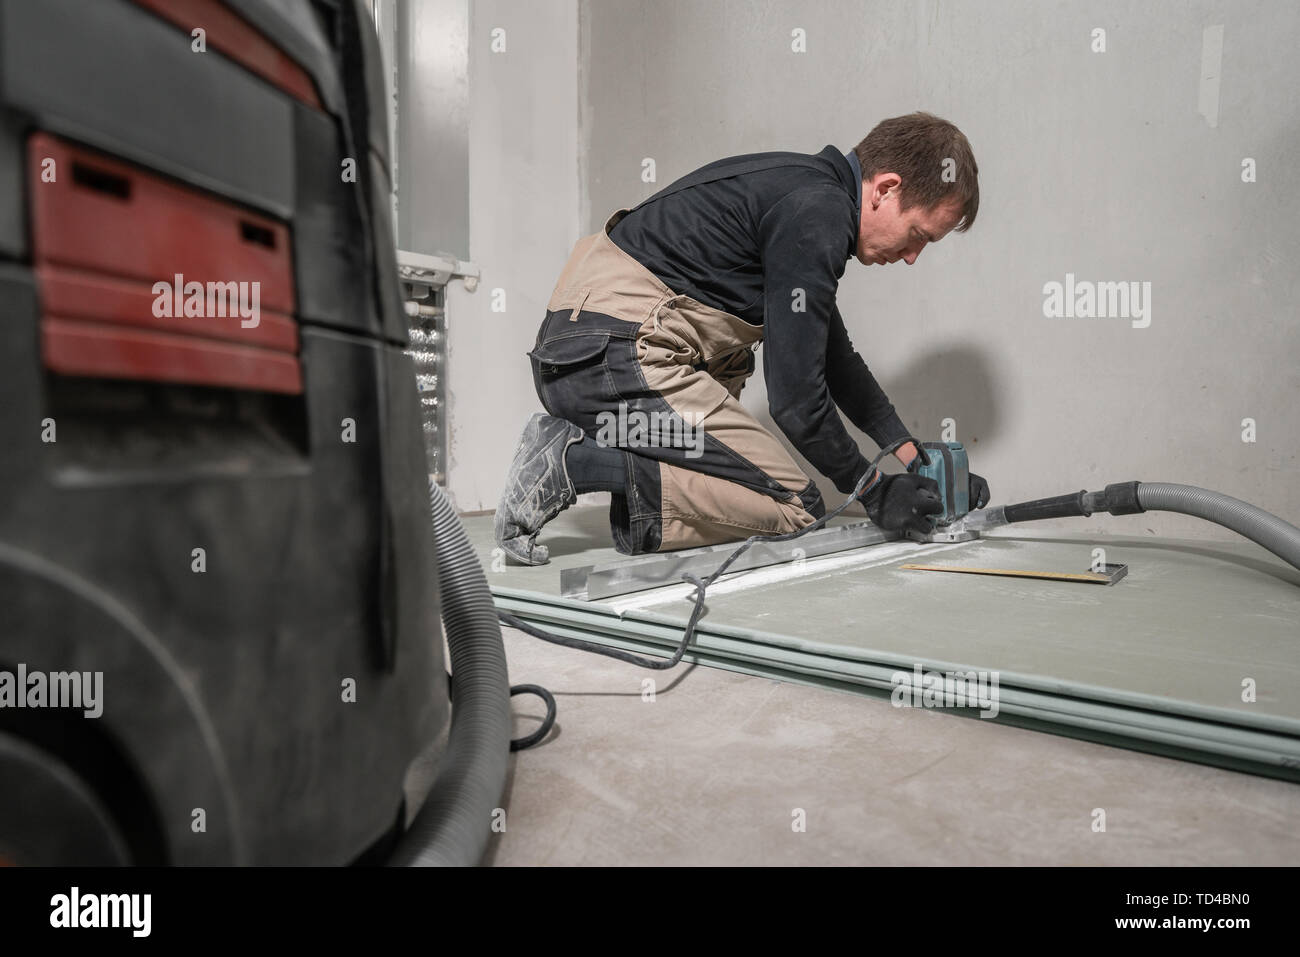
[912,441,970,527]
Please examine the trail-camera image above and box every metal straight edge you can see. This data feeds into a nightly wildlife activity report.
[559,521,902,601]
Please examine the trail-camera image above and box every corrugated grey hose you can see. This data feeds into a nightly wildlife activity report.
[1138,483,1300,572]
[390,480,511,867]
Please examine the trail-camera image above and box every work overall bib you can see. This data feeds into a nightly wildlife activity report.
[529,175,835,552]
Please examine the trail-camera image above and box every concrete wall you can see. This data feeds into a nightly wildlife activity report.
[440,0,581,511]
[579,0,1300,540]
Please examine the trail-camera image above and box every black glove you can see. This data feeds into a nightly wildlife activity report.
[860,472,943,536]
[969,472,990,510]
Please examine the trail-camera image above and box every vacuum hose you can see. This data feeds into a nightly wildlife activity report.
[983,481,1300,574]
[390,480,511,866]
[1135,483,1300,572]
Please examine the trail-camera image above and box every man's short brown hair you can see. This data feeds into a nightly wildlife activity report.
[853,112,979,232]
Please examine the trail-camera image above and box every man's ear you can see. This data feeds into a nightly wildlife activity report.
[869,172,902,209]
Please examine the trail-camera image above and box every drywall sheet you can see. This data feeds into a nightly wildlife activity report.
[464,507,1300,779]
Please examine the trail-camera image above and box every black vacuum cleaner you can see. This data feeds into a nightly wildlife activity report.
[0,0,510,866]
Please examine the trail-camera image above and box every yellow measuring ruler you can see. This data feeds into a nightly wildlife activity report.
[900,563,1128,585]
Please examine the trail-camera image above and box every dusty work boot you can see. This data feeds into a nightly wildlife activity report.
[494,413,585,565]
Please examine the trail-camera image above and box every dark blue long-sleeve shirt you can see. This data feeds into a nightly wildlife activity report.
[609,145,910,493]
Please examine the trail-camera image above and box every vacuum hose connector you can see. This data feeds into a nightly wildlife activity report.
[390,480,511,866]
[996,480,1300,575]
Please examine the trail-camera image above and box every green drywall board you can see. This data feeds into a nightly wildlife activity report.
[496,597,1300,761]
[465,507,1300,764]
[494,580,1300,738]
[468,509,1300,720]
[664,534,1300,724]
[497,604,1300,782]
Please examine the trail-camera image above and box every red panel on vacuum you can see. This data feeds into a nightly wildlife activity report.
[29,134,296,314]
[37,266,299,354]
[44,318,303,395]
[131,0,324,110]
[28,133,303,394]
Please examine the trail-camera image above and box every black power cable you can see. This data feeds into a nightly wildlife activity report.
[446,671,558,752]
[507,685,557,751]
[501,436,929,749]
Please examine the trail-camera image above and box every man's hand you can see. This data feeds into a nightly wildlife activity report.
[861,473,943,536]
[969,472,990,510]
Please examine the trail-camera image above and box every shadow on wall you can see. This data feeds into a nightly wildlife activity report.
[749,341,1000,507]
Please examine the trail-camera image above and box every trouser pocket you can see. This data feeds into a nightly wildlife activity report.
[529,327,615,426]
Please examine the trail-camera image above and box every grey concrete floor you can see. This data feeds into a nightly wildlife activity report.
[487,626,1300,866]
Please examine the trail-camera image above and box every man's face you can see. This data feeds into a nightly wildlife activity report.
[855,172,963,266]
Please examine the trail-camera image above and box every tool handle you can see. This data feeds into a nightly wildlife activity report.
[1003,491,1090,524]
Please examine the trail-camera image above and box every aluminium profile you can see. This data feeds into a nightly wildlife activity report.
[560,521,902,601]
